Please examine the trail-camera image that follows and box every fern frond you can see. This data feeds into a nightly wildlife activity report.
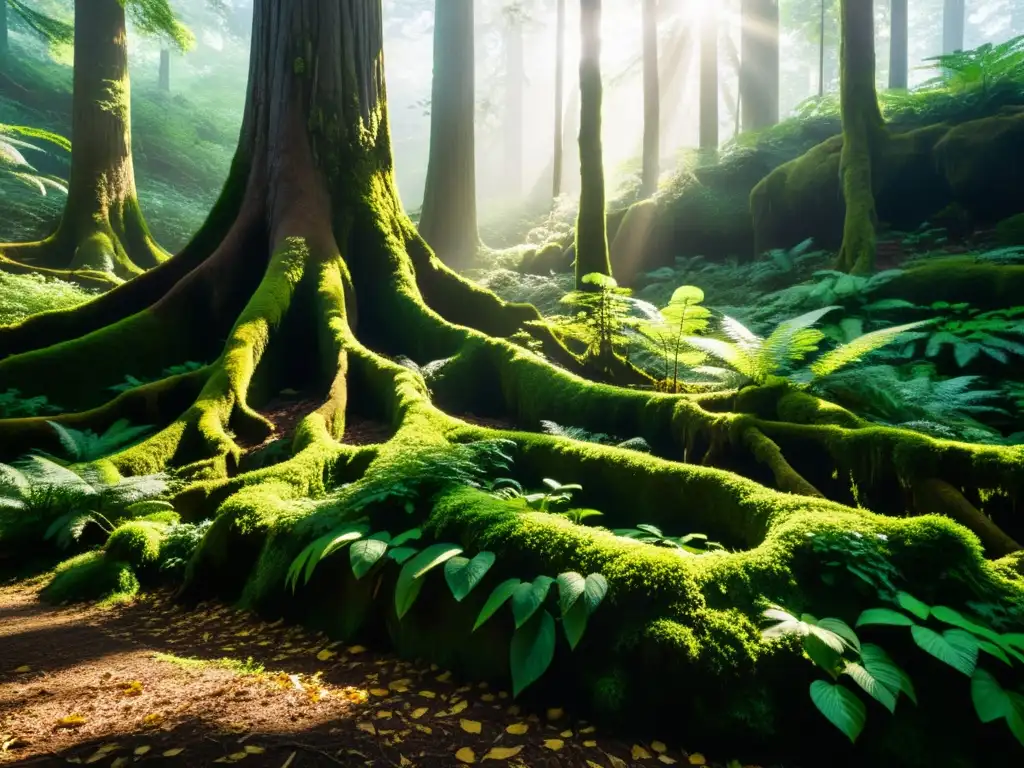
[809,320,932,380]
[684,336,757,380]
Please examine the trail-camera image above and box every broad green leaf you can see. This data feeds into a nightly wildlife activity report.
[510,609,556,697]
[930,606,1001,643]
[818,618,861,652]
[444,551,496,602]
[911,625,978,676]
[561,597,589,650]
[670,285,704,305]
[809,681,867,743]
[555,572,586,614]
[978,640,1012,665]
[896,592,931,621]
[512,577,554,628]
[843,662,897,713]
[1008,693,1024,747]
[473,578,522,631]
[971,668,1009,723]
[803,634,842,678]
[390,527,423,547]
[315,530,366,575]
[394,543,464,619]
[350,534,391,580]
[388,546,418,565]
[861,643,916,704]
[856,608,915,628]
[583,573,608,613]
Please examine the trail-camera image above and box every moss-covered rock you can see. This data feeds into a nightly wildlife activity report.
[41,551,139,604]
[105,520,168,570]
[995,212,1024,245]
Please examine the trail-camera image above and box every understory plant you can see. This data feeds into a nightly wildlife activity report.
[612,523,724,554]
[0,388,61,419]
[110,361,207,394]
[539,421,651,453]
[541,273,635,372]
[888,303,1024,369]
[635,285,710,390]
[41,419,155,463]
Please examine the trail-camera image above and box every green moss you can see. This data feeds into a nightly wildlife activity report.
[995,213,1024,245]
[41,551,139,604]
[105,520,167,570]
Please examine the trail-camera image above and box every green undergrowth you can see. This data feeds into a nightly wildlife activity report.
[0,271,97,326]
[152,652,265,676]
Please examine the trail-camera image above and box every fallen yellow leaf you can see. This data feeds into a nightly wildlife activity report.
[436,671,452,682]
[605,754,628,768]
[413,724,432,734]
[483,746,523,760]
[583,740,597,747]
[13,666,30,673]
[122,680,144,697]
[688,755,707,766]
[633,745,653,760]
[376,711,394,719]
[55,714,86,730]
[400,756,413,767]
[580,725,596,734]
[586,762,603,768]
[652,742,668,754]
[162,748,185,757]
[560,729,573,738]
[450,700,469,715]
[460,719,481,734]
[110,758,129,768]
[244,746,265,754]
[141,713,164,728]
[134,746,151,756]
[281,751,297,768]
[659,756,678,765]
[348,645,367,654]
[505,723,529,735]
[543,739,564,751]
[316,649,336,661]
[546,707,564,720]
[418,690,437,699]
[228,752,249,760]
[357,722,376,735]
[455,746,476,764]
[369,688,390,697]
[411,707,429,719]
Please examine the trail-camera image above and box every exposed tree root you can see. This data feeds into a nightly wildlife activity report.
[913,478,1022,558]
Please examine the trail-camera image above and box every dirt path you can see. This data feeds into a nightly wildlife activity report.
[0,584,742,768]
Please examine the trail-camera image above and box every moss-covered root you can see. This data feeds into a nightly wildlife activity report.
[742,426,824,498]
[913,478,1021,558]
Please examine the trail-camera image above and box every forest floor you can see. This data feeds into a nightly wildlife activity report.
[0,583,739,768]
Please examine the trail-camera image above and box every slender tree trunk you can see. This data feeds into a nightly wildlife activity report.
[836,0,885,275]
[159,47,171,91]
[1014,1,1024,36]
[819,0,826,96]
[889,0,908,89]
[552,0,566,199]
[640,0,659,198]
[575,0,611,287]
[418,0,478,268]
[0,0,166,279]
[699,2,719,151]
[943,0,965,53]
[0,1,8,73]
[740,0,779,132]
[503,8,524,198]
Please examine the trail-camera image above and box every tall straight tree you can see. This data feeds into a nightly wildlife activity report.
[889,0,908,88]
[836,0,885,274]
[943,0,965,53]
[699,2,719,150]
[552,0,566,198]
[740,0,779,132]
[1,1,75,74]
[159,46,171,91]
[503,2,525,198]
[575,0,612,287]
[418,0,478,268]
[818,0,826,95]
[640,0,659,197]
[0,0,188,281]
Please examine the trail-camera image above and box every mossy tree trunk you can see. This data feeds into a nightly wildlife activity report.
[818,0,826,96]
[418,0,478,269]
[943,0,965,54]
[889,0,908,89]
[575,0,611,288]
[699,2,718,151]
[739,0,779,132]
[552,0,566,199]
[159,47,170,91]
[835,0,885,275]
[503,3,524,199]
[640,0,659,198]
[1,2,1022,754]
[0,0,166,283]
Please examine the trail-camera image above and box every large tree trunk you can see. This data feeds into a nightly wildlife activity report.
[640,0,659,198]
[889,0,908,89]
[818,0,826,96]
[699,2,719,151]
[552,0,566,199]
[159,47,171,91]
[503,6,524,199]
[836,0,885,275]
[0,0,165,281]
[740,0,779,132]
[418,0,478,269]
[943,0,965,53]
[575,0,611,288]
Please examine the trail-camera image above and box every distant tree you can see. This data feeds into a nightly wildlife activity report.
[159,46,171,90]
[552,0,566,199]
[640,0,659,197]
[836,0,885,275]
[699,2,719,150]
[502,1,525,198]
[575,0,611,288]
[889,0,908,88]
[943,0,965,53]
[740,0,780,131]
[0,0,192,280]
[0,0,74,72]
[418,0,479,268]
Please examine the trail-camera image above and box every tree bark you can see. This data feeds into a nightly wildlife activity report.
[836,0,885,275]
[503,5,524,198]
[0,0,166,280]
[159,47,171,91]
[888,0,908,89]
[943,0,965,53]
[552,0,566,199]
[575,0,611,288]
[740,0,779,132]
[640,0,659,198]
[818,0,826,96]
[699,2,719,151]
[418,0,478,269]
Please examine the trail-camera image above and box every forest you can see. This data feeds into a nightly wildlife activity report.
[1,0,1023,766]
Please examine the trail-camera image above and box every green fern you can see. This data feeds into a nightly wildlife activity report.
[42,419,154,463]
[0,123,70,196]
[636,285,710,387]
[809,321,934,380]
[0,389,61,418]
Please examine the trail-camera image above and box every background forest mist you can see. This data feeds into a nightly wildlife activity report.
[1,0,1022,251]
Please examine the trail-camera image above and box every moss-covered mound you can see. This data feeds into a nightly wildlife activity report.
[41,551,140,604]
